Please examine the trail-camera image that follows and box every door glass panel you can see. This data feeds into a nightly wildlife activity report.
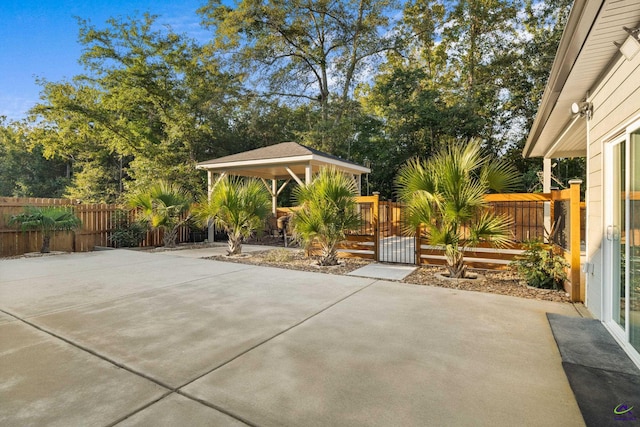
[630,129,640,352]
[613,141,625,328]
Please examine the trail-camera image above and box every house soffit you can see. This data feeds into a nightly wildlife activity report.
[525,0,640,158]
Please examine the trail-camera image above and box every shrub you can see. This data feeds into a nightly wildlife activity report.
[108,210,148,248]
[129,181,193,248]
[194,177,271,255]
[291,167,361,266]
[511,241,569,290]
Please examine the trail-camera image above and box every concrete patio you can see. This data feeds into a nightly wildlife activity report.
[0,249,585,426]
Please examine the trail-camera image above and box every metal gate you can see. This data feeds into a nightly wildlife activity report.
[378,201,416,264]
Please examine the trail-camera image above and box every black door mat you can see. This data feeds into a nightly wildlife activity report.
[547,313,640,426]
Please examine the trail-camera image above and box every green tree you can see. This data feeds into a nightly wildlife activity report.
[9,206,82,253]
[29,80,131,203]
[30,14,239,201]
[200,0,398,121]
[291,167,361,266]
[358,65,472,197]
[230,99,306,152]
[199,0,401,158]
[357,0,521,192]
[396,139,520,278]
[195,177,271,255]
[129,181,193,248]
[0,119,69,198]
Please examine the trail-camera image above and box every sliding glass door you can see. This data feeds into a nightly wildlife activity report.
[629,129,640,353]
[606,123,640,357]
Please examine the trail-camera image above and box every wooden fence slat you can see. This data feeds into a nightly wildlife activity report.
[0,198,193,257]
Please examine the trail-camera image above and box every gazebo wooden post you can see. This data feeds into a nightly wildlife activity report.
[207,170,215,242]
[271,179,278,216]
[305,164,312,185]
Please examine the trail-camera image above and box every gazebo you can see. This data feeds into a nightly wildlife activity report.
[196,142,371,237]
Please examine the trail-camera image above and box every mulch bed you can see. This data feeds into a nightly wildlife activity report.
[207,247,571,303]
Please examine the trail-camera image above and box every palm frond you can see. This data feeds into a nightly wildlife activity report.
[196,176,271,245]
[480,159,521,193]
[291,167,361,264]
[128,180,193,246]
[9,206,82,234]
[395,137,516,277]
[468,211,513,248]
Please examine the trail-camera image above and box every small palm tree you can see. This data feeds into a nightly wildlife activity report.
[9,206,82,253]
[129,181,193,248]
[291,167,361,266]
[396,138,520,278]
[195,177,271,255]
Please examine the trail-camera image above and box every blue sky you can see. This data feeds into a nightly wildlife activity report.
[0,0,211,121]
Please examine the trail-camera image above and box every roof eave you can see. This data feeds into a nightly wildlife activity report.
[523,0,604,158]
[196,154,371,174]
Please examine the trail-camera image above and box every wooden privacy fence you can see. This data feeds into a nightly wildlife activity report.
[0,197,192,257]
[283,192,562,266]
[275,186,584,273]
[336,184,585,301]
[481,181,583,301]
[3,186,585,301]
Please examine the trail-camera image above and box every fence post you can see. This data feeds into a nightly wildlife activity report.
[415,225,421,265]
[569,179,583,302]
[372,193,379,262]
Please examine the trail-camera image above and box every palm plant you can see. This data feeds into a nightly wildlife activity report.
[129,181,193,248]
[195,177,271,255]
[291,167,361,266]
[9,206,82,253]
[396,138,520,278]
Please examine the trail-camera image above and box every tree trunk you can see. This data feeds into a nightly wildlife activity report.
[163,227,178,248]
[319,243,339,266]
[227,234,242,256]
[338,0,365,123]
[446,250,467,278]
[41,235,51,254]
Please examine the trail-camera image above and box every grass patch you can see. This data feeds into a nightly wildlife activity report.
[262,249,296,263]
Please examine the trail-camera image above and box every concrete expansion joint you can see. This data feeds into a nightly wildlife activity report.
[0,307,184,426]
[173,390,258,427]
[0,308,174,387]
[0,308,255,426]
[105,391,174,427]
[204,263,260,279]
[1,278,376,427]
[175,279,378,392]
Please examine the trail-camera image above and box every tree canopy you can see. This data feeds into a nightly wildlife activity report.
[1,0,581,202]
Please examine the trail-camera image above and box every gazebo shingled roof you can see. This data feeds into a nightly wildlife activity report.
[196,142,369,180]
[196,142,371,215]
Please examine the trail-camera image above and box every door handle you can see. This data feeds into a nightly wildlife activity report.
[606,225,620,241]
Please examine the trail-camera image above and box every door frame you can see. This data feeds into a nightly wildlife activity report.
[603,133,628,343]
[603,117,640,367]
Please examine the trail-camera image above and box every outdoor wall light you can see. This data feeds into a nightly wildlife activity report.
[614,26,640,61]
[571,101,592,119]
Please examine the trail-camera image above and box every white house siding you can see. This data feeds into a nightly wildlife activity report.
[586,52,640,319]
